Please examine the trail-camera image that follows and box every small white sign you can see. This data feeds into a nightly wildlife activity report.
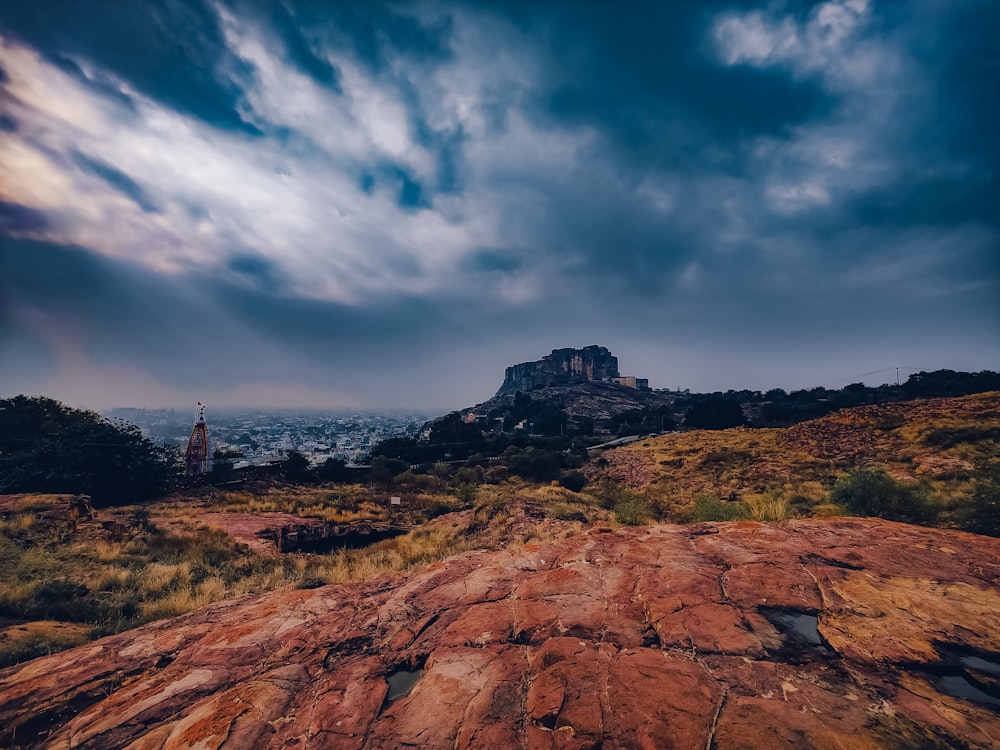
[390,496,402,505]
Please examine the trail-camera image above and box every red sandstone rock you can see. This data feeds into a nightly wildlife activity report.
[2,518,999,749]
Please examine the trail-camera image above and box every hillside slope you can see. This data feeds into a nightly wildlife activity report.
[589,391,1000,514]
[466,380,676,421]
[2,519,998,748]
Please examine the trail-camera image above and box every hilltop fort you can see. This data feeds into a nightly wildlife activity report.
[496,345,648,396]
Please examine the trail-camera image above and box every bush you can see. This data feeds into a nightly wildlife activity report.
[685,492,747,522]
[960,468,1000,537]
[454,483,477,505]
[613,492,650,526]
[504,447,563,482]
[372,456,409,484]
[483,466,509,484]
[559,471,587,493]
[454,466,484,485]
[830,468,934,524]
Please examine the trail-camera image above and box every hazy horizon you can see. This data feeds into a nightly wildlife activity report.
[2,1,998,412]
[7,356,996,415]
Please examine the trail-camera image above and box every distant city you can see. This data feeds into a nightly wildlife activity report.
[106,407,432,467]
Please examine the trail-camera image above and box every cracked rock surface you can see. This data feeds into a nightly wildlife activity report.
[2,518,999,748]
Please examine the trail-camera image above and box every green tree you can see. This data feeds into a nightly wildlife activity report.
[684,396,746,430]
[372,455,409,484]
[428,412,482,444]
[318,457,351,482]
[0,395,180,506]
[281,450,313,481]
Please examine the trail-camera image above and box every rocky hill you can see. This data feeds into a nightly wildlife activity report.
[2,517,998,748]
[495,345,622,396]
[470,379,676,424]
[591,391,1000,508]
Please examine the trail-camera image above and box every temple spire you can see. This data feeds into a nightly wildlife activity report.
[185,401,210,475]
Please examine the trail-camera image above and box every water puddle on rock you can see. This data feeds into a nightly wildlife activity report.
[385,668,423,704]
[936,674,1000,708]
[927,646,1000,709]
[760,608,829,651]
[959,654,1000,675]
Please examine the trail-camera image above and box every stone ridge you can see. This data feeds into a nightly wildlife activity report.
[496,345,620,396]
[2,518,999,748]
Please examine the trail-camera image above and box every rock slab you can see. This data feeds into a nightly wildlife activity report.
[2,518,999,748]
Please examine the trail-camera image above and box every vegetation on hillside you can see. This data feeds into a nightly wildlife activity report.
[589,392,1000,533]
[368,369,1000,469]
[1,389,997,671]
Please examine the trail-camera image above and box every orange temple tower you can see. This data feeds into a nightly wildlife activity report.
[185,402,210,476]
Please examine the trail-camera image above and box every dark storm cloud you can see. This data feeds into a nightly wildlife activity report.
[1,0,997,407]
[226,254,287,293]
[515,1,833,168]
[0,202,50,233]
[0,241,408,392]
[496,0,998,294]
[70,151,159,213]
[0,0,260,134]
[226,0,454,75]
[463,249,522,274]
[265,1,342,91]
[1,237,201,358]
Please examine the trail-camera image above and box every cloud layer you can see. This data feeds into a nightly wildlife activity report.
[1,0,998,409]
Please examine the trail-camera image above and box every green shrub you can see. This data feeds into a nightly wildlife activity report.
[590,478,625,510]
[960,468,1000,537]
[454,467,484,486]
[559,471,587,493]
[454,483,477,505]
[613,492,650,526]
[686,492,747,522]
[830,468,934,524]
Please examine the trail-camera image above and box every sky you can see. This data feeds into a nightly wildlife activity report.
[1,0,998,412]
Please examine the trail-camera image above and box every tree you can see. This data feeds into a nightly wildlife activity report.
[428,412,482,444]
[372,456,409,484]
[281,450,313,481]
[684,395,746,430]
[0,395,180,506]
[318,457,351,482]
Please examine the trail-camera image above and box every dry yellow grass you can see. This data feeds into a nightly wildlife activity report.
[743,489,792,522]
[3,393,993,670]
[590,392,1000,521]
[0,513,35,534]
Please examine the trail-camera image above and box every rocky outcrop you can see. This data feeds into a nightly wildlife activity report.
[2,518,999,748]
[497,346,620,396]
[473,380,677,424]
